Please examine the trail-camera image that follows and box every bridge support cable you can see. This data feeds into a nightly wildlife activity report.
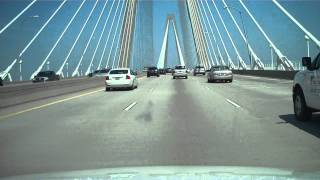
[187,0,210,69]
[221,0,264,70]
[195,0,218,66]
[93,0,119,71]
[103,0,127,69]
[118,0,137,68]
[210,0,246,70]
[190,0,212,68]
[57,0,98,77]
[185,0,204,67]
[2,0,67,80]
[0,60,17,82]
[272,0,320,49]
[123,0,138,68]
[0,0,37,35]
[111,1,129,69]
[201,0,235,69]
[196,0,224,66]
[66,0,107,77]
[30,0,87,79]
[238,0,294,71]
[84,0,121,75]
[72,0,112,76]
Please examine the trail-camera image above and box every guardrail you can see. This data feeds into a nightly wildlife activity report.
[232,70,299,80]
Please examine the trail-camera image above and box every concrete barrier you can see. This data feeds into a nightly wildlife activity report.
[232,70,299,80]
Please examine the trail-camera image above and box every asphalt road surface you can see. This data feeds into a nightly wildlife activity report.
[0,74,320,177]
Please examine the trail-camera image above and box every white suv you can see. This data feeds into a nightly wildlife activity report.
[173,65,188,79]
[293,52,320,121]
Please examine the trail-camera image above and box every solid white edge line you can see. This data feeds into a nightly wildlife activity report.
[226,98,241,108]
[124,102,137,111]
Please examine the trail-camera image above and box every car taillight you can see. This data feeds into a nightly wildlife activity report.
[126,75,131,79]
[106,76,109,80]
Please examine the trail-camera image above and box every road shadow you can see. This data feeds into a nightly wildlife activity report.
[135,101,153,122]
[279,113,320,138]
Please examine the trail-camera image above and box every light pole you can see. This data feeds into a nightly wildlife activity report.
[304,35,310,57]
[66,62,69,78]
[46,61,50,70]
[224,6,251,69]
[19,59,23,81]
[270,44,274,70]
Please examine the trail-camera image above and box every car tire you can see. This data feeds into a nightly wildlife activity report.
[157,74,159,77]
[106,87,110,91]
[293,88,312,121]
[207,79,211,83]
[147,75,150,78]
[229,79,233,83]
[185,76,188,79]
[173,76,175,79]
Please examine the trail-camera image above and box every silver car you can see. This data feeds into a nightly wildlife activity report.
[207,66,233,83]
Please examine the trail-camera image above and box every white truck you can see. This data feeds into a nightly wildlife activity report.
[293,52,320,121]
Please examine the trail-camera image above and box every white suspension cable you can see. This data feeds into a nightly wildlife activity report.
[112,3,128,69]
[122,1,135,68]
[202,0,235,68]
[238,0,294,70]
[20,0,67,57]
[272,0,320,49]
[59,0,99,76]
[187,0,207,68]
[30,0,86,79]
[0,0,37,35]
[190,0,210,68]
[198,0,224,66]
[195,0,217,66]
[117,1,131,68]
[221,0,264,69]
[84,0,120,75]
[210,0,246,69]
[104,0,127,69]
[71,0,109,76]
[95,0,119,70]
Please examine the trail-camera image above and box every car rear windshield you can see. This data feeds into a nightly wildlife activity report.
[148,67,157,70]
[175,66,185,69]
[100,69,110,73]
[109,70,128,74]
[37,71,53,77]
[211,66,229,71]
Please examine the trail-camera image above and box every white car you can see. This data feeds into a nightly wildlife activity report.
[207,66,233,83]
[293,53,320,121]
[105,68,138,91]
[173,65,188,79]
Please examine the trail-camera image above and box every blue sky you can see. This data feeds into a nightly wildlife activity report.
[0,0,320,80]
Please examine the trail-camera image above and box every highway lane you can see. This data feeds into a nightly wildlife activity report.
[0,74,320,177]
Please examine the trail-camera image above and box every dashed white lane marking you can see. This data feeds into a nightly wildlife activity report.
[124,102,137,111]
[226,98,241,108]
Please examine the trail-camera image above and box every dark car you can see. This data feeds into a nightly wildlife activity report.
[32,71,60,83]
[147,67,160,77]
[0,77,3,86]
